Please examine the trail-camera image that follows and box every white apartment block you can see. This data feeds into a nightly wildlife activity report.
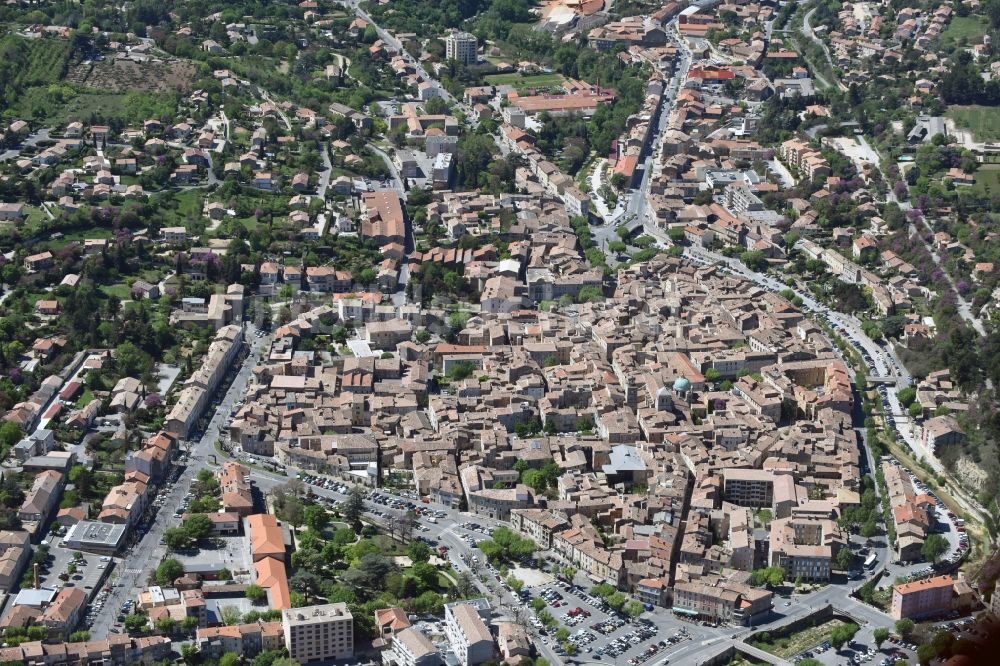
[386,626,441,666]
[444,602,493,666]
[446,31,478,65]
[282,603,354,663]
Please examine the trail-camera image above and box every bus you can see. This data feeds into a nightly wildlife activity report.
[864,552,878,570]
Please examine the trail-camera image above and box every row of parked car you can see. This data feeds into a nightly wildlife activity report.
[302,475,350,494]
[595,624,662,660]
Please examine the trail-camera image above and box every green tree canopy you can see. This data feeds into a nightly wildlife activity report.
[155,559,183,586]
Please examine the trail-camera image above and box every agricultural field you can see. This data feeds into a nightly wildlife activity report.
[64,58,198,94]
[939,15,987,46]
[971,164,1000,198]
[947,105,1000,143]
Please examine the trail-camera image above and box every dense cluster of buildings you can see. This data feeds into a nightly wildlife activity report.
[229,246,874,626]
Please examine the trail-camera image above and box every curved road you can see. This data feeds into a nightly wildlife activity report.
[801,7,847,91]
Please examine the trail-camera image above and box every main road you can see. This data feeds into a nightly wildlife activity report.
[89,324,272,639]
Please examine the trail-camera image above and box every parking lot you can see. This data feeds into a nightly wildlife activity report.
[44,534,112,596]
[790,628,920,666]
[521,579,690,664]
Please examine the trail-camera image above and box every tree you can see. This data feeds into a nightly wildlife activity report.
[0,422,22,451]
[874,628,890,649]
[750,566,785,588]
[836,547,854,571]
[183,514,214,541]
[897,387,916,407]
[68,465,93,498]
[407,540,432,563]
[181,615,199,632]
[163,526,191,551]
[343,486,365,527]
[908,402,923,418]
[605,591,627,611]
[219,567,233,581]
[68,631,90,642]
[410,562,439,592]
[155,559,183,586]
[220,655,240,666]
[895,618,915,638]
[624,600,645,617]
[592,583,615,598]
[577,285,603,303]
[507,576,524,593]
[705,368,722,383]
[221,605,242,626]
[921,534,948,563]
[830,623,859,651]
[180,643,198,665]
[154,616,176,635]
[124,612,149,634]
[477,527,535,563]
[304,505,330,533]
[245,584,266,603]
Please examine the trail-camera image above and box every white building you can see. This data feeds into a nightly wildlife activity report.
[446,31,478,65]
[386,627,441,666]
[282,603,354,663]
[444,601,493,666]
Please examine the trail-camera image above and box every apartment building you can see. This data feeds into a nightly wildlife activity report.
[0,531,31,592]
[218,461,254,517]
[891,575,956,620]
[721,468,797,518]
[196,621,284,659]
[40,586,87,641]
[445,31,478,65]
[672,579,772,626]
[444,602,494,666]
[0,635,170,665]
[282,603,354,663]
[510,508,569,549]
[768,516,845,582]
[386,626,441,666]
[18,470,63,525]
[920,415,965,454]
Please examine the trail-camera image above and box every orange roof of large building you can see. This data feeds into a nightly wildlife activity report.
[375,607,411,632]
[254,557,291,609]
[247,514,286,560]
[895,574,953,595]
[509,91,615,113]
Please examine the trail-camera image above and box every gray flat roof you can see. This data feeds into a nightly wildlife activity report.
[66,520,127,547]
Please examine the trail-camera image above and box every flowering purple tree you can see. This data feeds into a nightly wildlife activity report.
[144,393,163,408]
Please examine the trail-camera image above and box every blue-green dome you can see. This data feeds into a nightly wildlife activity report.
[673,377,690,392]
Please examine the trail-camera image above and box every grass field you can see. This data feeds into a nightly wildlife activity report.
[940,16,987,45]
[947,105,1000,143]
[484,72,564,90]
[971,164,1000,197]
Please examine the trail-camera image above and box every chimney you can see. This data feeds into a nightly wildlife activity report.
[33,562,40,589]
